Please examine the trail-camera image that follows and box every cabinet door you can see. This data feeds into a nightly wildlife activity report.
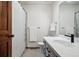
[47,46,57,57]
[44,40,60,57]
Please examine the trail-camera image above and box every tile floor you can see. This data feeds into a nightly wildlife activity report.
[22,48,45,57]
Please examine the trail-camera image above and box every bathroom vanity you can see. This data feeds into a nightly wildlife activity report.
[43,39,60,57]
[43,36,79,57]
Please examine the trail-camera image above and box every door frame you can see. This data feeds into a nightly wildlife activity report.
[7,1,12,57]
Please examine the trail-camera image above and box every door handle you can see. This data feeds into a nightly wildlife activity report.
[8,34,14,37]
[0,34,14,37]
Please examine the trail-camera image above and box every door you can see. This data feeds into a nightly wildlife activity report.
[0,1,12,57]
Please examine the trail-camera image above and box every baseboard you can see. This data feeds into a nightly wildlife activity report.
[26,47,40,49]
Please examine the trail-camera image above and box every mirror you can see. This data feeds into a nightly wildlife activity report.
[59,1,79,37]
[74,11,79,37]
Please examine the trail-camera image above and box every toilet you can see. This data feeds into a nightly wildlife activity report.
[38,42,45,54]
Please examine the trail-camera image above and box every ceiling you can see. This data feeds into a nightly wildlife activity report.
[19,1,56,5]
[62,1,79,5]
[19,1,79,5]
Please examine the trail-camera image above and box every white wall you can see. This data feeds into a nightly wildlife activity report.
[51,1,63,35]
[22,5,52,47]
[59,4,79,35]
[12,2,26,57]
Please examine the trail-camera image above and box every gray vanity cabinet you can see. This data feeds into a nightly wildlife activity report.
[43,40,60,57]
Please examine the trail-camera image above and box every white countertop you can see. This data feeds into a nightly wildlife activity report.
[43,36,79,57]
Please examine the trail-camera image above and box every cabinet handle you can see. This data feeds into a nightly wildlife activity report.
[48,50,51,53]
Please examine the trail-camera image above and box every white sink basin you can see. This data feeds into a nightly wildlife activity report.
[44,35,79,45]
[53,39,74,47]
[58,35,79,43]
[43,35,79,57]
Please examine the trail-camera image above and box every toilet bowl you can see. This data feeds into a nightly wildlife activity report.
[38,42,44,46]
[38,42,44,53]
